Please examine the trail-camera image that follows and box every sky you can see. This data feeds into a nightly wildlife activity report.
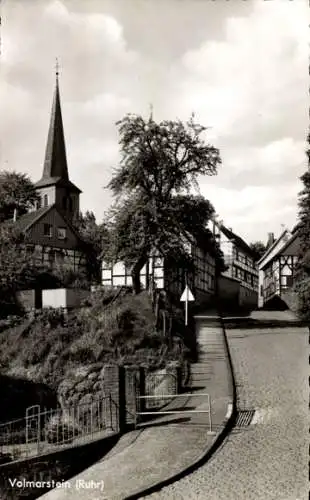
[1,0,308,244]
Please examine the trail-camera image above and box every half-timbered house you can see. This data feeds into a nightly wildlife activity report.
[258,226,300,308]
[208,220,259,308]
[101,234,217,306]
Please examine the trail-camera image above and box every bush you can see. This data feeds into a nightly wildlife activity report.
[294,277,310,323]
[0,315,23,333]
[39,308,66,329]
[0,289,184,388]
[66,347,97,364]
[0,452,12,464]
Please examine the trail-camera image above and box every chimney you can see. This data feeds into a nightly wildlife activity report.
[13,208,17,222]
[267,232,275,248]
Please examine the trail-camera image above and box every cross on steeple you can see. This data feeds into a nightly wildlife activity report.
[55,57,59,80]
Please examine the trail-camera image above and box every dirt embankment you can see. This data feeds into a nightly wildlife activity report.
[0,288,187,418]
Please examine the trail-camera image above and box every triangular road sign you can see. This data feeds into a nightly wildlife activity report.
[180,285,195,302]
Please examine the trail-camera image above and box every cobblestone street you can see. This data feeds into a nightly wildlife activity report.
[141,324,308,500]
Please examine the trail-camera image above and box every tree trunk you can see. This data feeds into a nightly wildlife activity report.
[131,255,148,294]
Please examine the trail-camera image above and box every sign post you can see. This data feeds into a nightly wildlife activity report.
[180,285,195,326]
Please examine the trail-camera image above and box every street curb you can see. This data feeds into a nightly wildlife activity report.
[124,313,238,500]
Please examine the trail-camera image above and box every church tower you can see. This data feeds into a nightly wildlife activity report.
[35,62,81,222]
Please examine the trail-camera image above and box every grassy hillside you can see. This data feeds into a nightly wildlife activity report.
[0,288,186,392]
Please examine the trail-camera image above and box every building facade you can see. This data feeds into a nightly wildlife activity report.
[258,227,300,308]
[208,220,259,308]
[11,70,87,277]
[102,237,216,306]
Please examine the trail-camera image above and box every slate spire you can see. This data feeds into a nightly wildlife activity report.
[42,60,69,181]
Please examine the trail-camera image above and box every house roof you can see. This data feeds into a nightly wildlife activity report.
[274,228,300,257]
[10,206,53,232]
[291,221,301,234]
[217,223,256,258]
[257,229,289,267]
[34,176,81,193]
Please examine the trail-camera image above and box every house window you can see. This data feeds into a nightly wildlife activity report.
[237,269,244,280]
[43,194,49,207]
[57,227,67,240]
[43,224,52,237]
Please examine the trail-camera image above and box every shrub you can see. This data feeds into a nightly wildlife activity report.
[294,277,310,323]
[66,347,97,364]
[0,452,12,464]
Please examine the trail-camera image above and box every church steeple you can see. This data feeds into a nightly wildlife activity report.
[42,60,69,181]
[35,61,81,221]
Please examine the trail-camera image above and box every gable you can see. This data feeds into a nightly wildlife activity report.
[217,224,255,258]
[280,233,301,256]
[25,207,81,250]
[258,231,291,270]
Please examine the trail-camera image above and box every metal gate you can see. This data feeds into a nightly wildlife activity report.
[144,371,178,410]
[25,404,41,453]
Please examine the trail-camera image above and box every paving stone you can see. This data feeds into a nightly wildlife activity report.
[143,324,308,500]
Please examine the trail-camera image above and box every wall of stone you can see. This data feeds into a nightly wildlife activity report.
[57,363,105,409]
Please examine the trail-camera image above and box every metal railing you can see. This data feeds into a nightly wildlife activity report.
[0,394,116,465]
[136,393,214,434]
